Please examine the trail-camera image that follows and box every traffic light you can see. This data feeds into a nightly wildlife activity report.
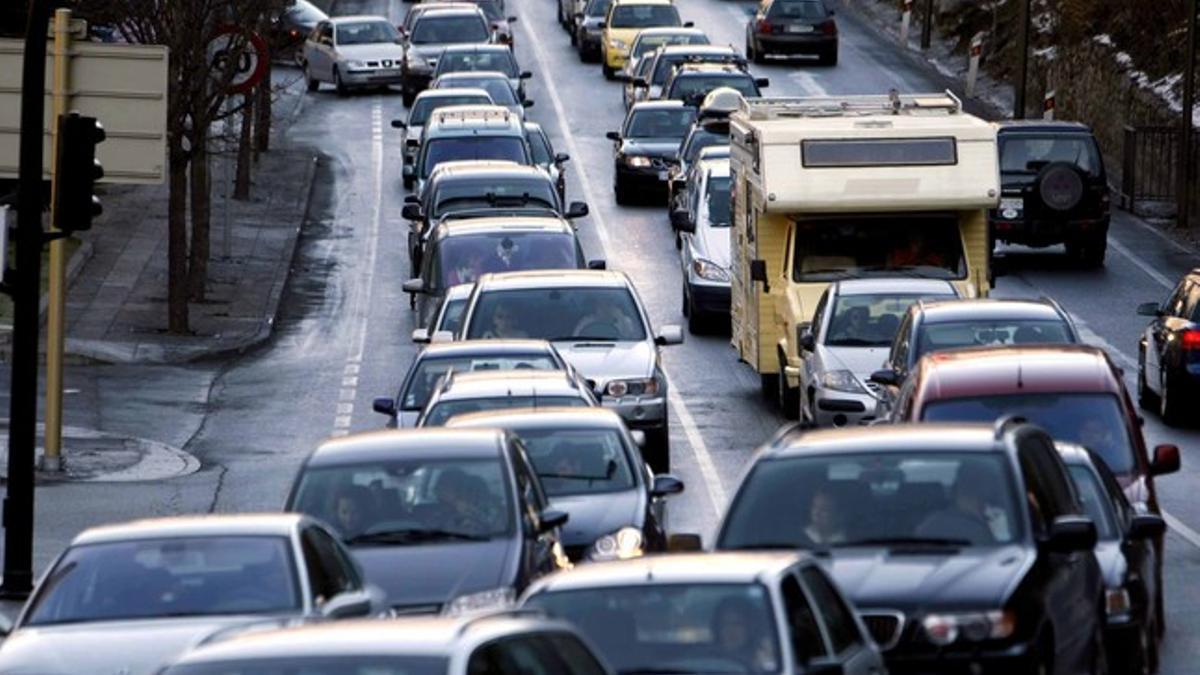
[53,112,105,233]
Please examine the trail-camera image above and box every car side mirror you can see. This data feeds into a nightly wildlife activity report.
[749,259,769,292]
[683,21,695,27]
[391,119,406,129]
[508,16,519,23]
[1127,513,1166,540]
[651,474,685,497]
[320,589,374,619]
[566,201,589,219]
[405,138,420,149]
[656,325,684,345]
[554,152,571,164]
[605,131,622,142]
[402,204,423,221]
[1045,515,1097,553]
[402,278,426,294]
[633,77,648,88]
[411,328,430,344]
[404,194,420,204]
[372,397,397,417]
[1151,444,1181,476]
[1136,301,1163,317]
[0,612,11,637]
[667,532,702,552]
[755,77,770,88]
[630,429,647,447]
[869,369,900,387]
[799,328,815,353]
[519,70,532,79]
[587,259,607,270]
[804,659,844,675]
[402,164,415,178]
[538,509,569,533]
[613,72,631,82]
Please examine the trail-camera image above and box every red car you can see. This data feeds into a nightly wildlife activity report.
[890,345,1179,509]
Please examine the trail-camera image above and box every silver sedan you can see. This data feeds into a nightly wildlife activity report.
[303,16,406,95]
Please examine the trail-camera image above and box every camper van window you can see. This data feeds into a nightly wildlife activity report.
[791,216,966,282]
[801,137,957,168]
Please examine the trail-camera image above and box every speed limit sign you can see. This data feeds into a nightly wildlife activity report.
[208,26,269,94]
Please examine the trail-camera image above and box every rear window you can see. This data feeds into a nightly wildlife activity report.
[437,51,518,77]
[914,318,1074,359]
[336,20,398,45]
[767,0,828,19]
[801,137,958,168]
[422,136,528,178]
[625,107,697,138]
[632,32,709,58]
[609,4,682,28]
[411,15,490,44]
[999,133,1102,176]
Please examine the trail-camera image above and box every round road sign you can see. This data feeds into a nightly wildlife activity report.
[208,26,269,95]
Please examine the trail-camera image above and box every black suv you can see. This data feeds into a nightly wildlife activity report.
[716,419,1106,674]
[990,121,1110,267]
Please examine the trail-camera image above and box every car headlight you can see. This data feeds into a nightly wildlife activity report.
[692,258,730,282]
[443,587,516,615]
[609,38,627,50]
[624,155,652,168]
[1106,588,1131,616]
[344,59,366,69]
[605,378,659,397]
[590,527,644,561]
[921,610,1015,645]
[820,369,866,394]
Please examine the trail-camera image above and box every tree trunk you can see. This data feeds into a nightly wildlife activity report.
[188,128,211,302]
[255,62,271,153]
[168,146,191,334]
[234,93,254,200]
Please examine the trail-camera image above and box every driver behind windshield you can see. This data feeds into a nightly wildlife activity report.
[915,460,1010,544]
[573,296,639,339]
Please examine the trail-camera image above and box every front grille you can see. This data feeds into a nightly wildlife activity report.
[859,611,905,650]
[565,544,589,561]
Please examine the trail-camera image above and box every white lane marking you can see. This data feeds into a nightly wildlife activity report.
[789,71,828,96]
[1126,214,1196,255]
[517,12,725,518]
[1162,511,1200,550]
[1108,237,1175,291]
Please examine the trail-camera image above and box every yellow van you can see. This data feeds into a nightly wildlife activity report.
[728,92,998,410]
[601,0,685,79]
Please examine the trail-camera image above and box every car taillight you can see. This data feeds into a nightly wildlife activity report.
[821,20,837,35]
[757,19,773,34]
[1182,329,1200,351]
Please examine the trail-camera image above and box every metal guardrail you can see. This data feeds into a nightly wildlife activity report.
[1121,125,1200,216]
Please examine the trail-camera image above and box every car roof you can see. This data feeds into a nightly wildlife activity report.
[435,216,573,238]
[612,0,675,6]
[439,370,585,398]
[476,269,630,290]
[329,15,391,24]
[1054,441,1096,467]
[413,6,486,19]
[997,120,1094,134]
[426,104,521,132]
[428,160,523,180]
[438,71,512,82]
[635,27,707,38]
[170,614,577,663]
[415,87,493,101]
[306,429,507,467]
[444,283,476,299]
[915,298,1065,323]
[445,406,629,431]
[765,422,1013,459]
[527,552,811,594]
[832,278,958,296]
[432,164,550,183]
[672,63,750,76]
[913,345,1121,398]
[697,146,730,160]
[73,513,307,546]
[440,44,512,53]
[658,44,738,56]
[629,100,691,112]
[416,338,558,358]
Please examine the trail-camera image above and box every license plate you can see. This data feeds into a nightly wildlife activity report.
[657,170,668,180]
[999,197,1023,219]
[787,24,814,33]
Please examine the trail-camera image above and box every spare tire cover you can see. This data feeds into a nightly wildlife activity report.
[1037,163,1085,212]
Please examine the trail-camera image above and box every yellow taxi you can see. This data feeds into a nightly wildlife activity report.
[600,0,686,79]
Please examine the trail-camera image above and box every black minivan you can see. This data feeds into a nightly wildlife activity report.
[715,420,1106,674]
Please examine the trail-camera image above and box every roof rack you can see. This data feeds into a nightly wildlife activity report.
[434,106,512,126]
[738,90,963,120]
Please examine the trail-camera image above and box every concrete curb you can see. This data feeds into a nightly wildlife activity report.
[0,422,202,483]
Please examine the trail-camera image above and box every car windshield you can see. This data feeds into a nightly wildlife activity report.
[791,216,967,282]
[527,128,552,164]
[284,0,326,24]
[291,458,514,542]
[431,233,581,289]
[669,74,759,102]
[705,176,731,227]
[767,0,828,19]
[914,318,1073,359]
[435,297,469,334]
[401,353,561,410]
[682,126,725,162]
[1000,134,1101,176]
[586,0,614,18]
[423,396,589,426]
[466,287,648,341]
[525,583,782,674]
[411,15,489,44]
[652,52,738,85]
[625,108,696,139]
[409,95,492,126]
[609,4,682,28]
[165,657,448,675]
[921,393,1137,474]
[422,137,527,178]
[336,20,398,45]
[719,452,1025,550]
[432,180,559,218]
[1067,465,1119,541]
[438,51,518,77]
[633,32,709,59]
[25,536,300,626]
[518,428,636,496]
[444,78,518,105]
[826,292,952,347]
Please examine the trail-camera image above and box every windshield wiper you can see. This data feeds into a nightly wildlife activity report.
[619,669,742,675]
[838,536,971,548]
[347,528,489,545]
[797,268,856,279]
[538,472,613,481]
[550,336,619,342]
[859,265,955,279]
[825,338,881,347]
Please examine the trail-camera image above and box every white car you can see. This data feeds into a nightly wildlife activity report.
[303,15,406,96]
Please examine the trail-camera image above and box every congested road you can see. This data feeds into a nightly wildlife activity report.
[8,0,1200,671]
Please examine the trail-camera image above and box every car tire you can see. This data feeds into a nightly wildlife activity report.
[777,351,799,420]
[645,426,670,474]
[745,39,757,63]
[603,62,615,79]
[820,47,838,66]
[1160,369,1185,426]
[1091,611,1109,675]
[1068,234,1106,268]
[334,68,349,97]
[401,88,416,108]
[614,174,632,205]
[1137,348,1159,410]
[685,290,707,335]
[1124,621,1154,675]
[305,65,319,92]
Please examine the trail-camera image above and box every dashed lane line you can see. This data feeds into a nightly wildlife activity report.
[1108,237,1176,291]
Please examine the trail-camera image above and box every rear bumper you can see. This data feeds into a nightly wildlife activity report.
[616,163,673,189]
[757,34,837,54]
[989,213,1109,246]
[687,281,731,316]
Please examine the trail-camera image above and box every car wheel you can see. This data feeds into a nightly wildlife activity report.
[820,46,838,66]
[804,388,818,428]
[1160,369,1185,426]
[1137,347,1159,410]
[1091,612,1109,675]
[745,39,756,61]
[760,371,779,402]
[334,67,349,97]
[645,426,670,474]
[1070,234,1107,268]
[602,62,615,79]
[614,174,631,205]
[401,88,416,107]
[777,351,799,420]
[1124,622,1154,675]
[304,64,319,92]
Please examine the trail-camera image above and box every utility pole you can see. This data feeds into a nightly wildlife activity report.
[1180,0,1197,228]
[920,0,934,50]
[0,0,56,600]
[44,7,71,473]
[1013,0,1031,119]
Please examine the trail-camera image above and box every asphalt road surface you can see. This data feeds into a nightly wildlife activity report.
[12,0,1200,671]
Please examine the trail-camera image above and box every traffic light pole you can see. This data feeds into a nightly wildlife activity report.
[0,0,57,600]
[44,7,72,473]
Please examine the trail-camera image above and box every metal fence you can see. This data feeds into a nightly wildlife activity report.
[1121,125,1200,218]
